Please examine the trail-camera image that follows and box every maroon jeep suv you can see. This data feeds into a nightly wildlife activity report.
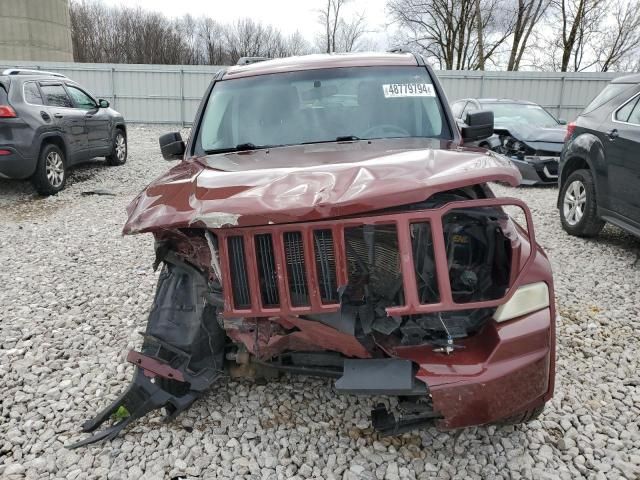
[72,53,556,447]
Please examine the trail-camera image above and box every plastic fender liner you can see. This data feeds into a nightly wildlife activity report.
[68,253,225,448]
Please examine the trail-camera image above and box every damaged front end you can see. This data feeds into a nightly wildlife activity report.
[71,186,555,447]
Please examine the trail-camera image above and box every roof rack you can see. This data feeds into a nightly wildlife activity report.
[236,57,269,66]
[387,47,412,54]
[1,68,67,78]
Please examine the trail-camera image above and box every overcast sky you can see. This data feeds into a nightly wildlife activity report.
[102,0,393,48]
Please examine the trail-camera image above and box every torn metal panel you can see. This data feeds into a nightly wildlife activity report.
[225,315,371,360]
[123,143,521,235]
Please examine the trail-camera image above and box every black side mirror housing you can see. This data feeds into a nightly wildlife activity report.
[98,99,109,108]
[461,110,494,142]
[159,132,185,160]
[558,118,567,125]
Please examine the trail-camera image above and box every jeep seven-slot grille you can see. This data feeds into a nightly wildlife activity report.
[216,198,535,318]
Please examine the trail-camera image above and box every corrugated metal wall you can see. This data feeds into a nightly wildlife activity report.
[0,60,624,124]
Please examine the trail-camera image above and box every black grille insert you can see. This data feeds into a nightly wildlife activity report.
[228,236,251,309]
[255,234,279,307]
[410,222,440,304]
[313,229,337,303]
[284,232,309,306]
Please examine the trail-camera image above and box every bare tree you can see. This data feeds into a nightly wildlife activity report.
[70,0,310,65]
[506,0,549,70]
[548,0,605,71]
[595,0,640,71]
[388,0,513,70]
[317,0,369,53]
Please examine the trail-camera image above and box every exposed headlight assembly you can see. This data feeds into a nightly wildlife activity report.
[493,282,550,323]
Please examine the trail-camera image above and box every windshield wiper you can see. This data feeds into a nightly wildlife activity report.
[335,135,361,142]
[204,143,270,155]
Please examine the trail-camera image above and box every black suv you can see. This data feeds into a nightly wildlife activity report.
[0,69,127,195]
[559,74,640,237]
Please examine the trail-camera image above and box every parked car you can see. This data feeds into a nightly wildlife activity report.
[559,74,640,237]
[72,53,556,447]
[0,69,127,195]
[451,98,567,185]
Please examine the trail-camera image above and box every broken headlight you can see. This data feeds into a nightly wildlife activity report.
[493,282,550,322]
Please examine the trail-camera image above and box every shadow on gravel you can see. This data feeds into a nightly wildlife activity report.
[589,225,640,259]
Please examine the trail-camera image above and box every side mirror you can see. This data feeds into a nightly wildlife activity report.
[159,132,185,160]
[461,110,494,142]
[98,99,109,108]
[558,118,567,125]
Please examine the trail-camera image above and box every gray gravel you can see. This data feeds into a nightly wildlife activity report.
[1,125,639,480]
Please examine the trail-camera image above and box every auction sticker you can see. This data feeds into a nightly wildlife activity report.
[382,83,435,98]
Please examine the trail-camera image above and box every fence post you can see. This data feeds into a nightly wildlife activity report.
[180,69,185,127]
[558,74,566,119]
[479,73,485,97]
[110,67,116,105]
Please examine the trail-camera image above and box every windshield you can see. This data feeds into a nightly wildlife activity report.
[483,102,559,128]
[195,66,451,154]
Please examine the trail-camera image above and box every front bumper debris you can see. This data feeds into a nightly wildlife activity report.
[69,254,226,448]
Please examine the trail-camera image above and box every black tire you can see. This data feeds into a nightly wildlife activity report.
[106,128,127,166]
[32,143,67,196]
[498,404,544,426]
[559,169,604,237]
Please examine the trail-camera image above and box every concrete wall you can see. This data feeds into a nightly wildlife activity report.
[0,60,627,124]
[0,0,73,62]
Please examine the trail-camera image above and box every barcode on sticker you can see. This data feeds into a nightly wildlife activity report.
[382,83,435,98]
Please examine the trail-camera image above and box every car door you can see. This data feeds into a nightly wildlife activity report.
[605,91,640,223]
[39,82,88,164]
[66,84,111,157]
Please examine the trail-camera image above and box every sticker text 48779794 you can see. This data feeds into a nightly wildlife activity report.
[382,83,436,98]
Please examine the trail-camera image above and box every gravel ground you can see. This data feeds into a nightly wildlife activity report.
[1,124,639,480]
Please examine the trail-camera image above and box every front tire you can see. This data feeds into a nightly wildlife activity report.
[559,169,604,237]
[106,129,127,166]
[32,144,66,195]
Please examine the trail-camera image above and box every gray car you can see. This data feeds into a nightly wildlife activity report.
[0,69,127,195]
[451,98,567,185]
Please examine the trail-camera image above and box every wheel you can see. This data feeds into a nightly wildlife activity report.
[559,169,604,237]
[32,143,66,195]
[106,129,127,166]
[497,404,544,426]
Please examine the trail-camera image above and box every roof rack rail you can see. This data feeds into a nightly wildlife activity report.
[236,57,270,66]
[1,68,67,78]
[387,47,412,54]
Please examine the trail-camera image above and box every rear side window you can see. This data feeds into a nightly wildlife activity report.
[23,82,43,105]
[41,84,73,108]
[583,83,633,114]
[617,95,640,125]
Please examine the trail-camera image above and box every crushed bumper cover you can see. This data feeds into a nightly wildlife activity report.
[69,254,226,448]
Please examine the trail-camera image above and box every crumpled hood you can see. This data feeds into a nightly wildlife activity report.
[495,123,566,144]
[123,141,521,234]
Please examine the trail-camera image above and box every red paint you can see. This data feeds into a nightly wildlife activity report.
[216,197,535,319]
[124,102,554,429]
[123,141,521,235]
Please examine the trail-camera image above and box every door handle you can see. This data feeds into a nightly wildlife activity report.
[607,128,619,140]
[53,113,63,119]
[40,111,50,121]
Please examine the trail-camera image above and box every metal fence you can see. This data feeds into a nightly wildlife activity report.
[1,60,624,124]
